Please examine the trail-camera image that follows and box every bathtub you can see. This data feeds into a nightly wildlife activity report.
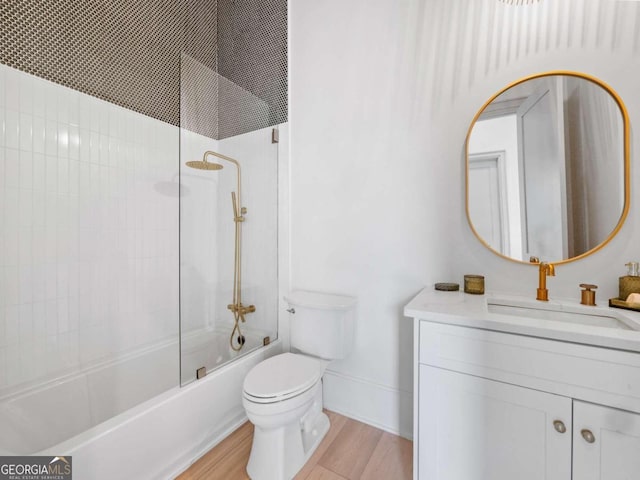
[0,331,280,479]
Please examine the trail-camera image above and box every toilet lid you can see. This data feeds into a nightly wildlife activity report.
[243,353,324,400]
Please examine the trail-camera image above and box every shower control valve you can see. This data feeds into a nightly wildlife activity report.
[228,303,256,316]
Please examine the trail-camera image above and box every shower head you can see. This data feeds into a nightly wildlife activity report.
[185,150,242,208]
[185,160,224,171]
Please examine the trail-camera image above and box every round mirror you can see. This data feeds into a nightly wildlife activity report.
[465,71,629,265]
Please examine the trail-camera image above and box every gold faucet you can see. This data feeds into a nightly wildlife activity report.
[536,262,555,301]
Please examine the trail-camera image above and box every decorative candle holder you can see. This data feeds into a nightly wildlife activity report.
[464,275,485,295]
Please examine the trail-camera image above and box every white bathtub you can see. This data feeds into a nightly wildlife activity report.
[0,331,280,479]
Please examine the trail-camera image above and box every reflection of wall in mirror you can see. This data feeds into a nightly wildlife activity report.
[564,77,623,258]
[468,116,522,259]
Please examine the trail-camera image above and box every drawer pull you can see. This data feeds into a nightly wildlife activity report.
[581,429,596,444]
[553,420,566,434]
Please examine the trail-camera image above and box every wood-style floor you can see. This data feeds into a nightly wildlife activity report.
[177,410,412,480]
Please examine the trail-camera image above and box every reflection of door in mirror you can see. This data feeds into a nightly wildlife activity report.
[468,152,510,255]
[468,115,522,259]
[517,77,567,261]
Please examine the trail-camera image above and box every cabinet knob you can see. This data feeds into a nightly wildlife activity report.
[581,429,596,444]
[553,420,567,434]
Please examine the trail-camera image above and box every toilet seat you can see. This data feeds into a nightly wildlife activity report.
[243,353,325,404]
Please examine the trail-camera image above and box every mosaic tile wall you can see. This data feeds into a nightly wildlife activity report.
[0,0,287,139]
[218,0,288,129]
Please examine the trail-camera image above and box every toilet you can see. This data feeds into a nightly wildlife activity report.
[242,290,356,480]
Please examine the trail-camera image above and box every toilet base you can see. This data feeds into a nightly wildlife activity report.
[246,383,329,480]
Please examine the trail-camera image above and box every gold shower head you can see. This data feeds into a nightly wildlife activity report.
[185,160,224,171]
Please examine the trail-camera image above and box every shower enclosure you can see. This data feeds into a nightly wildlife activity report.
[0,58,281,459]
[179,53,279,385]
[0,1,285,472]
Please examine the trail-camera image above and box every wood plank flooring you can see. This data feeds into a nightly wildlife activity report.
[177,410,412,480]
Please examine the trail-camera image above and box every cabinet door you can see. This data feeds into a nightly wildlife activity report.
[418,365,571,480]
[573,400,640,480]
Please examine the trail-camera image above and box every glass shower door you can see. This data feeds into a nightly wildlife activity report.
[179,53,278,385]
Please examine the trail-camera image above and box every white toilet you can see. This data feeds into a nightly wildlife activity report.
[242,290,356,480]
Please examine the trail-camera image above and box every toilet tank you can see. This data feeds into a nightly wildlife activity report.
[284,290,356,360]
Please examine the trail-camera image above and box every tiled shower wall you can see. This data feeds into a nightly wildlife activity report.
[0,65,179,393]
[0,0,287,393]
[0,0,287,140]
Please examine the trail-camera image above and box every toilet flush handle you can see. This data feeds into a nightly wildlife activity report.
[286,308,295,314]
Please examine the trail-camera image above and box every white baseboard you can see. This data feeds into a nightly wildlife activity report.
[322,370,413,440]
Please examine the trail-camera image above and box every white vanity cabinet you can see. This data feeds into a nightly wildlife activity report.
[410,302,640,480]
[419,365,571,480]
[572,401,640,480]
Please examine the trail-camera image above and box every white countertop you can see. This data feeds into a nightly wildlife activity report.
[404,287,640,353]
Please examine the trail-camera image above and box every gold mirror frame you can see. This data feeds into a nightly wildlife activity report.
[465,71,630,265]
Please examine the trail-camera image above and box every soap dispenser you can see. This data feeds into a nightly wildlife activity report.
[619,262,640,300]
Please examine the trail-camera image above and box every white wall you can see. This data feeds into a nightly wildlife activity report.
[290,0,640,438]
[290,0,453,438]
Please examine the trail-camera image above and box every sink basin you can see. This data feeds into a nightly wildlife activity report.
[487,298,639,331]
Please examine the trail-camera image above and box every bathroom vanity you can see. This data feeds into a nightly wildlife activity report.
[405,288,640,480]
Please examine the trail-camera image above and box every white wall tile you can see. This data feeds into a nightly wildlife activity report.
[19,113,32,152]
[31,264,45,302]
[5,345,20,386]
[78,128,90,162]
[4,187,19,227]
[0,65,179,396]
[5,110,19,150]
[57,89,69,124]
[98,102,109,136]
[45,120,57,156]
[44,82,57,122]
[0,149,5,187]
[67,90,79,127]
[89,131,99,163]
[18,76,33,115]
[69,125,79,160]
[0,109,6,147]
[58,123,69,158]
[32,154,45,193]
[0,307,5,346]
[45,299,57,336]
[19,150,32,190]
[57,157,69,194]
[18,228,32,266]
[4,305,19,344]
[18,185,33,228]
[32,302,46,339]
[32,78,45,119]
[3,229,18,268]
[32,116,45,154]
[45,155,57,193]
[18,303,33,344]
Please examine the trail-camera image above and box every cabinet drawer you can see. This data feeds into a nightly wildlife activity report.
[419,321,640,414]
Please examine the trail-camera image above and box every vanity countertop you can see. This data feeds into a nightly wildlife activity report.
[405,287,640,353]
